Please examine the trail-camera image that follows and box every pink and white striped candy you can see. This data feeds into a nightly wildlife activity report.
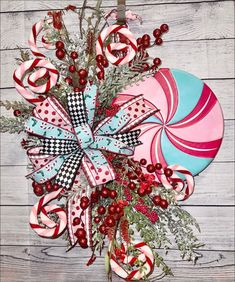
[13,58,59,104]
[96,24,137,65]
[28,19,54,58]
[30,188,67,238]
[110,241,154,280]
[160,164,195,201]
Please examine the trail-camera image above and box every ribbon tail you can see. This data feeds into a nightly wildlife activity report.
[55,149,84,189]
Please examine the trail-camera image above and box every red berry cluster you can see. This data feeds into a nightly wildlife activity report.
[131,23,169,72]
[152,195,169,209]
[32,181,59,196]
[96,54,109,80]
[74,228,88,248]
[55,40,89,90]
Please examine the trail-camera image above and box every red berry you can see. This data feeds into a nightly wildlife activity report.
[155,38,163,45]
[153,28,162,38]
[97,71,104,80]
[75,228,86,239]
[153,58,162,66]
[74,87,81,92]
[164,168,173,177]
[142,40,150,48]
[128,182,136,190]
[102,58,109,68]
[142,62,150,71]
[33,185,44,197]
[115,205,123,214]
[109,190,117,199]
[91,191,99,203]
[140,158,147,165]
[105,216,116,227]
[97,206,106,215]
[81,196,89,204]
[80,201,89,210]
[108,205,116,214]
[153,195,161,205]
[73,217,81,226]
[32,181,38,189]
[65,77,73,85]
[137,187,146,197]
[45,182,53,192]
[137,37,142,45]
[101,187,110,198]
[142,34,151,41]
[55,41,65,49]
[160,24,169,33]
[78,69,88,78]
[146,164,156,173]
[78,237,88,248]
[56,49,65,60]
[70,51,78,59]
[99,224,107,234]
[145,186,152,195]
[155,163,162,170]
[69,65,76,73]
[96,54,104,62]
[13,109,21,117]
[127,172,137,180]
[160,199,169,209]
[94,216,101,224]
[52,183,59,191]
[79,78,87,86]
[135,168,143,176]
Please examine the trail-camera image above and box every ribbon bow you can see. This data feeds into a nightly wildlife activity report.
[25,83,157,189]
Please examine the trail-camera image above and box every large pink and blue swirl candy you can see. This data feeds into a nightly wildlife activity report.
[116,68,224,176]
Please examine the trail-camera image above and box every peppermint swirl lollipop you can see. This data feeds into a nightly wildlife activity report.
[96,24,137,65]
[116,68,224,177]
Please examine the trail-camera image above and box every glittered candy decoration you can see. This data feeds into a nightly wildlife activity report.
[96,24,137,65]
[13,58,59,104]
[116,68,224,177]
[109,241,154,280]
[29,188,67,238]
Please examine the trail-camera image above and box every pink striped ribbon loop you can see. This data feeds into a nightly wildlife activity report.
[29,188,67,238]
[28,19,54,58]
[96,24,137,65]
[109,241,154,280]
[13,58,59,104]
[160,164,195,201]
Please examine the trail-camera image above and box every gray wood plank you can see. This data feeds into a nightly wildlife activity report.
[1,39,234,91]
[1,2,234,50]
[1,246,234,282]
[1,79,234,119]
[1,162,234,206]
[1,0,230,13]
[1,206,234,250]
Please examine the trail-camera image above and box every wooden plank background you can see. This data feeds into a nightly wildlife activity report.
[0,0,234,281]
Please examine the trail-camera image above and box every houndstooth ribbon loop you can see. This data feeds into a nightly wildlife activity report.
[26,83,157,189]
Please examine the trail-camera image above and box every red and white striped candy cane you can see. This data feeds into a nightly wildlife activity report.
[109,241,154,280]
[30,188,67,238]
[96,24,137,65]
[13,58,59,104]
[160,164,195,201]
[28,19,54,58]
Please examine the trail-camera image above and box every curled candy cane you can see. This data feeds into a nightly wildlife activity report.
[161,164,195,201]
[96,24,137,65]
[30,188,67,238]
[13,58,59,104]
[110,241,154,280]
[28,19,54,58]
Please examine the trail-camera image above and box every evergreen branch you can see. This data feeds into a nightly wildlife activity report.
[0,116,25,134]
[0,100,33,112]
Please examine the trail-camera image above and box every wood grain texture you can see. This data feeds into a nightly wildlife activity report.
[1,1,234,49]
[0,0,234,282]
[1,247,234,282]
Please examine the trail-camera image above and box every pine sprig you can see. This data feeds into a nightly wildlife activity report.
[0,100,33,112]
[0,116,25,134]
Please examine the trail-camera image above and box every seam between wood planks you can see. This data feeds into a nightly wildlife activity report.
[0,0,232,14]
